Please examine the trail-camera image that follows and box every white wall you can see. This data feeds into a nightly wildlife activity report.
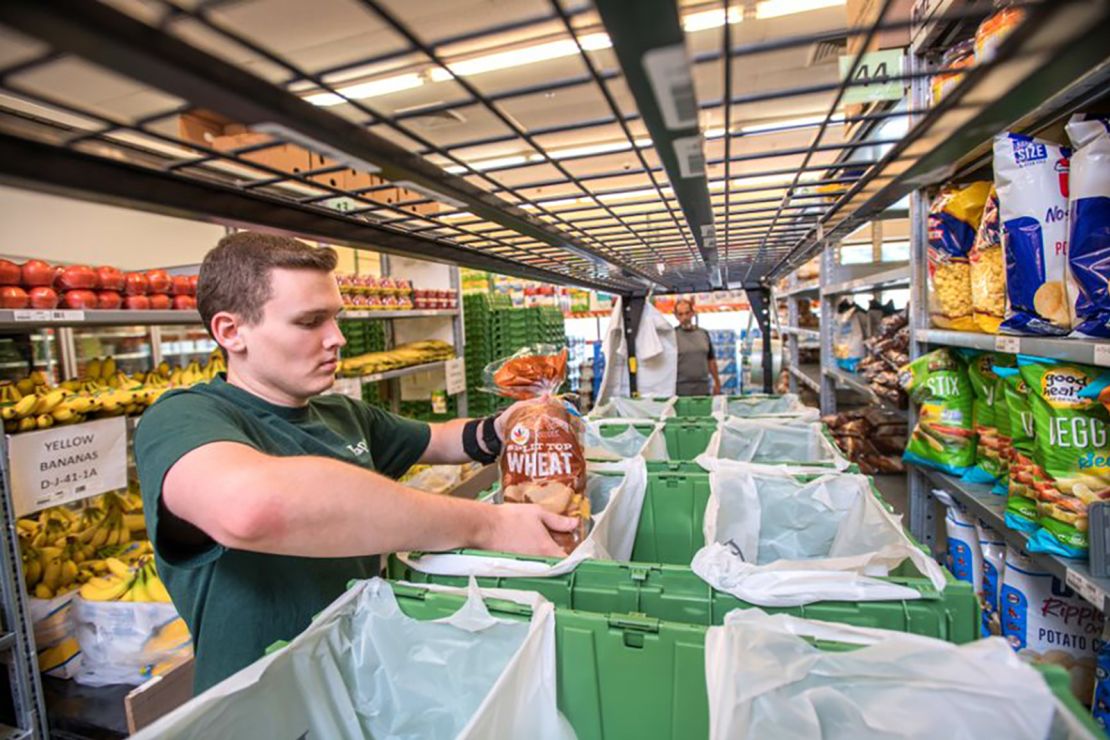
[0,185,225,269]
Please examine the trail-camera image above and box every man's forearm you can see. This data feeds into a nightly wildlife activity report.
[222,454,492,556]
[420,418,473,464]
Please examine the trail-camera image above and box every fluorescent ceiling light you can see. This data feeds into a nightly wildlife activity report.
[756,0,845,20]
[682,6,742,32]
[440,136,653,174]
[429,32,612,82]
[443,154,531,174]
[437,210,476,221]
[305,73,424,107]
[740,114,844,134]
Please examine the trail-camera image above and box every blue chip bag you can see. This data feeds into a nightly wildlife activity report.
[1065,115,1110,338]
[995,132,1074,336]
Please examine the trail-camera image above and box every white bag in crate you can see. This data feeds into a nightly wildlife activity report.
[707,417,848,468]
[30,595,81,679]
[588,396,675,421]
[583,420,667,461]
[690,458,947,606]
[712,393,819,421]
[399,457,647,578]
[72,598,190,687]
[705,609,1090,740]
[134,578,571,740]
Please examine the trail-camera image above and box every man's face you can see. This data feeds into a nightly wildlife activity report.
[234,268,346,403]
[674,302,695,328]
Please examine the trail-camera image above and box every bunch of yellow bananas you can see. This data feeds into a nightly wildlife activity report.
[338,340,455,377]
[18,485,150,599]
[79,555,170,603]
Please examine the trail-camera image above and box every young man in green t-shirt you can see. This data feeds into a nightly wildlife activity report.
[134,232,577,693]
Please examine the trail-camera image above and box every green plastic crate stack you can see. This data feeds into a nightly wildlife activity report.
[536,305,566,348]
[360,381,386,410]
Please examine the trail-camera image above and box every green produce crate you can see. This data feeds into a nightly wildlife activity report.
[661,418,717,460]
[390,553,977,645]
[670,396,714,417]
[382,584,1090,740]
[596,422,657,439]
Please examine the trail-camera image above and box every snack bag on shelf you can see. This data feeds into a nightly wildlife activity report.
[928,181,992,331]
[898,348,976,475]
[997,366,1043,532]
[1018,356,1110,558]
[959,350,1005,484]
[975,520,1006,638]
[833,304,866,372]
[1064,115,1110,338]
[969,186,1006,333]
[483,345,587,555]
[991,354,1017,493]
[995,132,1074,335]
[1000,545,1104,703]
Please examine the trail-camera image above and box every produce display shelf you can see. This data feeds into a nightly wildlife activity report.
[347,359,451,384]
[824,366,907,416]
[919,329,1110,369]
[915,464,1110,613]
[786,362,821,393]
[339,309,458,319]
[0,309,201,329]
[779,326,820,341]
[821,265,910,296]
[775,278,820,298]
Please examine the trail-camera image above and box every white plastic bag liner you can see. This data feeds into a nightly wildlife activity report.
[72,599,189,686]
[705,608,1091,740]
[30,594,82,679]
[134,578,572,740]
[583,420,667,461]
[588,396,675,421]
[711,393,819,421]
[691,458,947,606]
[399,457,648,578]
[707,417,848,468]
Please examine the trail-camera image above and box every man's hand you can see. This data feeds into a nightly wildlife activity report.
[478,503,579,559]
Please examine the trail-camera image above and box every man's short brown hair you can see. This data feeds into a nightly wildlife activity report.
[198,231,338,337]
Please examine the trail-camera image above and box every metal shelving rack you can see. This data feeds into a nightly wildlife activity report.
[773,274,820,395]
[0,0,1102,733]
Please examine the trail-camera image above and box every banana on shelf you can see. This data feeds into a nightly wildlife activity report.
[19,482,161,601]
[1,350,228,433]
[338,340,455,377]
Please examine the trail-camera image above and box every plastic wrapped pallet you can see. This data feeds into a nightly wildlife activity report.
[690,459,947,606]
[705,609,1094,740]
[706,417,849,469]
[397,457,647,578]
[133,579,571,740]
[72,599,191,687]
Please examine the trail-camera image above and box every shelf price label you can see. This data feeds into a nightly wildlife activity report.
[11,310,86,322]
[995,335,1021,354]
[7,417,128,517]
[1093,343,1110,367]
[445,358,466,396]
[1065,570,1107,610]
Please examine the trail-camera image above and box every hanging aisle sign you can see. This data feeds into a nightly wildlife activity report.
[8,416,128,516]
[839,49,906,104]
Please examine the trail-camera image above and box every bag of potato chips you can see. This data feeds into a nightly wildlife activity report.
[990,355,1017,494]
[928,182,992,331]
[484,345,588,554]
[995,132,1074,336]
[1018,356,1110,558]
[899,348,977,475]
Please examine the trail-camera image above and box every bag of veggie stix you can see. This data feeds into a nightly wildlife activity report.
[1018,355,1110,558]
[990,355,1017,494]
[959,350,1004,484]
[899,348,976,475]
[996,366,1041,532]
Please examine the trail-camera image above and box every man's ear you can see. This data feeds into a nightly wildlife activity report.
[210,311,246,355]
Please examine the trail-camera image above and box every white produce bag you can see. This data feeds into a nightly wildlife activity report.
[705,609,1093,740]
[72,598,189,687]
[707,417,848,468]
[691,458,947,606]
[712,393,819,421]
[588,396,675,421]
[583,420,667,461]
[134,578,572,740]
[400,457,648,578]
